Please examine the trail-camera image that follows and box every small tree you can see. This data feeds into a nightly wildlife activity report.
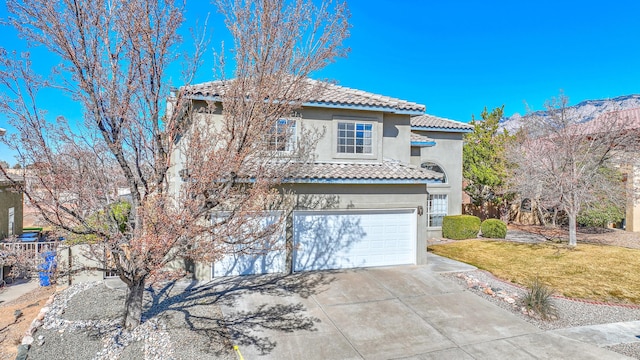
[1,0,349,330]
[463,106,514,218]
[507,93,638,246]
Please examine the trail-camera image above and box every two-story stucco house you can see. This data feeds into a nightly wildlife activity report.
[169,79,471,279]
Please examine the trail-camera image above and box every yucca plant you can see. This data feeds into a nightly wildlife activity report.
[522,277,558,320]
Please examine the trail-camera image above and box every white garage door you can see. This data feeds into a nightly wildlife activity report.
[293,209,416,272]
[212,213,286,277]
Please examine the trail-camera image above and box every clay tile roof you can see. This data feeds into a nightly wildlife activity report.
[566,107,640,135]
[185,78,426,114]
[304,79,425,113]
[411,114,473,131]
[410,133,435,143]
[0,173,24,186]
[296,159,442,183]
[598,107,640,130]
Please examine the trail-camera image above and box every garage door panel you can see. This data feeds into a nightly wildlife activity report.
[213,245,286,277]
[293,210,416,272]
[213,213,286,277]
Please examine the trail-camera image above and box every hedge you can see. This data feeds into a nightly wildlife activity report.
[442,215,481,240]
[480,219,507,239]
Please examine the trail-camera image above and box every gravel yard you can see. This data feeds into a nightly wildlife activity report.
[26,282,235,360]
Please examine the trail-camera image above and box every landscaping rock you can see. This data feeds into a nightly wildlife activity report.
[22,335,34,345]
[15,344,30,360]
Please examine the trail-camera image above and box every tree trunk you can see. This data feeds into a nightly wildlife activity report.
[568,212,577,247]
[123,276,146,330]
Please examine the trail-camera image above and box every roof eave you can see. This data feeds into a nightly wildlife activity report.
[411,141,436,147]
[304,102,424,115]
[185,95,426,115]
[290,178,441,184]
[411,126,473,133]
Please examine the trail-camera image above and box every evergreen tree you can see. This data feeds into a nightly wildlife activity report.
[463,106,513,210]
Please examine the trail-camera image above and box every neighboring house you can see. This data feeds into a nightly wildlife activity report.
[0,174,24,239]
[619,108,640,232]
[169,79,469,279]
[409,115,473,238]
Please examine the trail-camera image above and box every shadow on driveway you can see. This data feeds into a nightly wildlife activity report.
[142,271,336,357]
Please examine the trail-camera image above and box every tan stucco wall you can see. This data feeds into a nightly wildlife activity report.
[626,162,640,232]
[300,107,385,162]
[171,103,413,167]
[0,185,23,239]
[413,131,465,238]
[56,244,105,284]
[382,113,411,163]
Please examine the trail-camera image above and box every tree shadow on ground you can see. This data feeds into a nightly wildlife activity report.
[142,271,335,356]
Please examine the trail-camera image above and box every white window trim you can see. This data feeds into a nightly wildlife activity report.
[8,207,14,236]
[427,194,448,228]
[421,161,447,184]
[333,118,378,160]
[266,118,297,152]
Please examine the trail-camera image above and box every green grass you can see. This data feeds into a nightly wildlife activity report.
[429,240,640,304]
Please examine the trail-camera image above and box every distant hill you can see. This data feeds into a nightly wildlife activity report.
[499,94,640,132]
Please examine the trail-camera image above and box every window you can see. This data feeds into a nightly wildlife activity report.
[266,119,296,151]
[104,249,118,278]
[421,162,447,183]
[8,207,14,236]
[427,194,448,227]
[337,122,372,154]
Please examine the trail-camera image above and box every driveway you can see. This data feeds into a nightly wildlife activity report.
[214,254,631,360]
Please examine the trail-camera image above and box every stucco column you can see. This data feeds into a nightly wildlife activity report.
[627,163,640,232]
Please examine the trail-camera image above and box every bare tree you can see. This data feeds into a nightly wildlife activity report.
[507,93,638,246]
[0,0,349,330]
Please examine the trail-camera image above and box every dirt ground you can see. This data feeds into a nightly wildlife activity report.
[0,286,55,360]
[508,224,640,249]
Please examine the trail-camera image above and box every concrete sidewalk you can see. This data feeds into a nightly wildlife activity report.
[0,279,40,304]
[426,252,477,273]
[214,255,633,359]
[550,321,640,348]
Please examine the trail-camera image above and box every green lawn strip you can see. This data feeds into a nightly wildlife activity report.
[428,240,640,304]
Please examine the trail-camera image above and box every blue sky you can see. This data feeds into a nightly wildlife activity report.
[1,0,640,164]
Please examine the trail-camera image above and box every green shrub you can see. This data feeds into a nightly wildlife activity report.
[522,277,558,320]
[442,215,481,240]
[480,219,507,239]
[577,201,624,228]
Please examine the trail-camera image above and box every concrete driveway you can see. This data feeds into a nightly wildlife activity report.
[214,255,632,360]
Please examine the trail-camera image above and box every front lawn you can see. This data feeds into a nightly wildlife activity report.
[429,240,640,304]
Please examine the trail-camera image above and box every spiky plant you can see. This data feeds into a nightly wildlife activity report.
[523,277,558,320]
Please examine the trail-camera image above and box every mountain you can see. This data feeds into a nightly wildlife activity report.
[499,94,640,132]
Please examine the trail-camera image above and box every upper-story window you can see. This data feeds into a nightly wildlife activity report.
[337,122,372,154]
[421,161,447,183]
[266,119,296,151]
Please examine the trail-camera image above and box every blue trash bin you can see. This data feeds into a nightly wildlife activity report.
[41,251,56,263]
[38,272,51,286]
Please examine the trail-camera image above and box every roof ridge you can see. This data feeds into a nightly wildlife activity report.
[183,78,426,113]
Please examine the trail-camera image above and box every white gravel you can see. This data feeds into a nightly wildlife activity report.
[26,282,235,360]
